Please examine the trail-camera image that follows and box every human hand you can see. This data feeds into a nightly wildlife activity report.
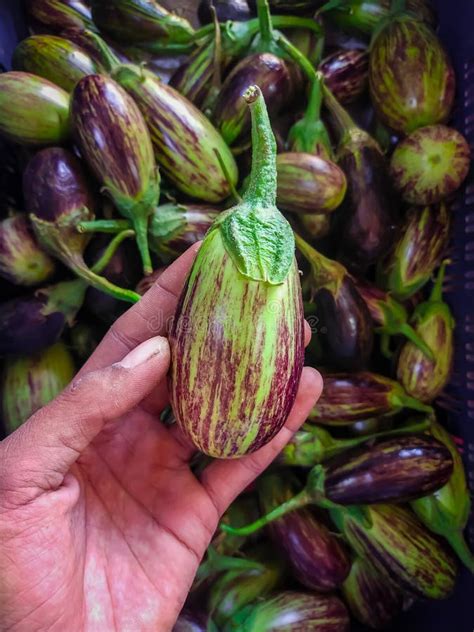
[0,244,322,632]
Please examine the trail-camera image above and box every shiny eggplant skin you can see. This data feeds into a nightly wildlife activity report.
[12,35,101,93]
[319,49,369,105]
[173,609,212,632]
[342,557,404,630]
[276,153,347,215]
[25,0,96,34]
[112,64,238,203]
[259,472,350,592]
[308,371,431,425]
[323,435,453,505]
[213,54,294,146]
[369,16,454,134]
[378,203,451,300]
[331,504,457,600]
[198,0,253,24]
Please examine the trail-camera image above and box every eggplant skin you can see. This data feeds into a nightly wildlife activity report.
[369,17,454,134]
[343,504,457,599]
[169,228,304,458]
[319,49,369,105]
[112,65,238,203]
[324,435,453,505]
[25,0,95,34]
[276,153,347,215]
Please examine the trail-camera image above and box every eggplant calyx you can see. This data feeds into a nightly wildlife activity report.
[38,279,87,327]
[295,232,345,295]
[378,298,435,360]
[390,388,433,414]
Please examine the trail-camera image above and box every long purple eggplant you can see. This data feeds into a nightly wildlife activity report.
[258,471,350,591]
[169,87,304,458]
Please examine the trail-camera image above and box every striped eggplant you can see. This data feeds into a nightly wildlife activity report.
[342,556,404,630]
[324,0,436,34]
[0,214,55,286]
[369,16,455,134]
[12,35,102,92]
[297,235,373,370]
[276,153,347,215]
[24,147,140,303]
[377,202,451,300]
[0,280,86,357]
[319,49,369,105]
[59,27,129,68]
[1,342,75,434]
[25,0,97,34]
[308,371,432,425]
[323,86,398,269]
[169,87,304,458]
[258,471,351,591]
[0,72,70,145]
[390,124,470,204]
[224,591,350,632]
[280,416,431,467]
[299,213,331,240]
[329,504,457,599]
[397,262,455,402]
[173,609,217,632]
[90,0,195,47]
[213,53,294,146]
[111,64,238,203]
[72,74,160,275]
[411,420,474,573]
[352,277,434,358]
[222,436,452,536]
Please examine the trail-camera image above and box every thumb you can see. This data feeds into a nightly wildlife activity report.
[1,336,170,497]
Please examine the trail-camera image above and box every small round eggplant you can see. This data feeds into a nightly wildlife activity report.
[12,35,102,92]
[277,153,347,215]
[1,341,75,434]
[319,49,369,105]
[25,0,96,34]
[369,16,455,134]
[390,124,470,204]
[213,53,294,146]
[0,214,55,286]
[0,72,70,146]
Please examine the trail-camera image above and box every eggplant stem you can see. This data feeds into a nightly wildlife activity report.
[276,33,319,82]
[70,255,140,304]
[430,259,450,303]
[214,148,242,203]
[445,530,474,573]
[322,83,358,140]
[91,230,135,275]
[83,31,121,71]
[133,217,153,276]
[256,0,274,48]
[221,490,312,535]
[78,219,131,234]
[398,323,434,360]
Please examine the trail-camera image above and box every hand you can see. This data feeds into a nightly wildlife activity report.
[0,244,322,632]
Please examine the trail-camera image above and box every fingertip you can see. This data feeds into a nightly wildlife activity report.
[301,366,324,403]
[118,335,170,369]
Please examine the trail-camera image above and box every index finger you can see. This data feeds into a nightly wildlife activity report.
[79,243,200,375]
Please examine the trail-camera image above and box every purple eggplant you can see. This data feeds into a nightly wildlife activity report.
[23,147,140,303]
[224,591,350,632]
[259,471,350,591]
[323,86,399,270]
[309,371,432,425]
[0,214,55,286]
[297,234,374,370]
[342,556,404,630]
[319,49,369,105]
[213,53,294,146]
[173,608,214,632]
[25,0,97,34]
[199,0,253,24]
[0,280,86,357]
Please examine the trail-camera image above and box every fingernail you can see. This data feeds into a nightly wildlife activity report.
[118,336,169,369]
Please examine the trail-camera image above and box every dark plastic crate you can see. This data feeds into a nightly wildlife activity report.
[0,1,473,630]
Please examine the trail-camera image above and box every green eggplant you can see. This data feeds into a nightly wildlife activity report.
[411,420,474,573]
[369,15,455,134]
[72,74,160,275]
[389,124,470,204]
[397,261,454,403]
[0,72,70,146]
[351,277,434,358]
[377,202,451,301]
[12,35,102,92]
[330,504,457,600]
[2,342,75,434]
[309,371,432,425]
[342,556,404,629]
[169,87,304,458]
[25,0,97,34]
[224,591,350,632]
[280,417,432,466]
[277,153,347,215]
[258,471,351,591]
[111,64,238,203]
[0,214,55,287]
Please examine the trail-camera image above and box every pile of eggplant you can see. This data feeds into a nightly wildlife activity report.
[0,0,472,629]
